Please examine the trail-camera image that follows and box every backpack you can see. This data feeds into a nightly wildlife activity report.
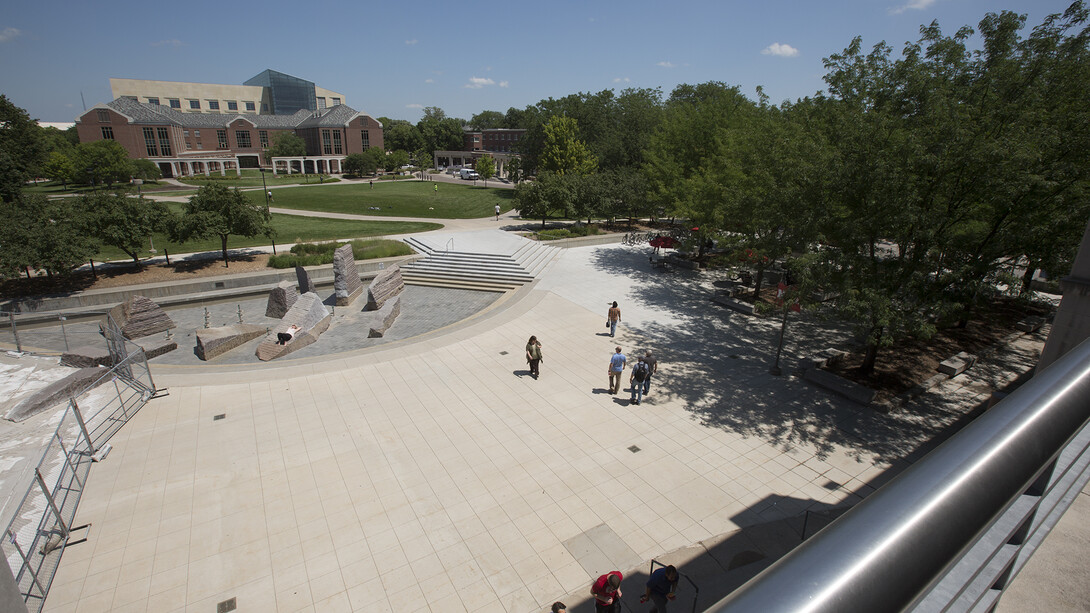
[633,362,648,382]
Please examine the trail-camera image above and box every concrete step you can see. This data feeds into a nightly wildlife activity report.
[402,259,532,277]
[400,272,518,292]
[400,266,533,284]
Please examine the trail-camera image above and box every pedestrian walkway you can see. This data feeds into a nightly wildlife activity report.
[37,242,1048,613]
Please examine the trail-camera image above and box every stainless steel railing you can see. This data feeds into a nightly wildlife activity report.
[709,336,1090,612]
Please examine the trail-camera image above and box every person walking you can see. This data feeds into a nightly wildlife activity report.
[641,350,658,396]
[591,571,623,613]
[630,357,649,405]
[267,190,273,203]
[369,179,373,189]
[526,335,543,378]
[641,565,679,613]
[607,301,621,337]
[608,346,626,394]
[434,183,438,194]
[495,204,501,221]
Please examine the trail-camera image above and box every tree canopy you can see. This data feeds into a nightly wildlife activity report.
[172,184,273,267]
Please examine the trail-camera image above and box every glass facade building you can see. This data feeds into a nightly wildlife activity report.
[244,69,317,115]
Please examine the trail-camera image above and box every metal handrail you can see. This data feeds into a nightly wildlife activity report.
[709,335,1090,612]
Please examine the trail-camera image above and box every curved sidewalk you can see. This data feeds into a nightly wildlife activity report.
[41,243,1045,613]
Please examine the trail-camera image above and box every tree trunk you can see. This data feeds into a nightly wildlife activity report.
[221,235,230,268]
[860,342,880,376]
[752,260,766,301]
[23,267,30,279]
[1020,263,1037,296]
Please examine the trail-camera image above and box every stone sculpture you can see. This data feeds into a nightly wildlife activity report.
[106,295,175,340]
[333,244,363,306]
[367,295,401,337]
[296,265,317,295]
[196,324,266,360]
[265,281,300,318]
[365,265,405,311]
[255,292,331,361]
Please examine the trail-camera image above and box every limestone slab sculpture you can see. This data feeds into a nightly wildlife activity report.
[255,292,331,361]
[196,324,266,360]
[5,367,109,422]
[365,265,405,311]
[265,280,300,318]
[296,265,317,295]
[106,295,175,339]
[366,295,401,337]
[333,244,363,306]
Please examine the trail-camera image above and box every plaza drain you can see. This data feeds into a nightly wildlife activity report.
[499,350,509,355]
[213,413,226,421]
[216,597,237,612]
[628,445,641,453]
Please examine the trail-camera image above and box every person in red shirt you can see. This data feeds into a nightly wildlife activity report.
[591,571,623,612]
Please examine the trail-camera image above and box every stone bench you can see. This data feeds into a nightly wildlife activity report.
[803,368,877,405]
[938,351,976,377]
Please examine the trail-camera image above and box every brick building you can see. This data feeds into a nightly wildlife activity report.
[434,128,525,178]
[76,70,382,177]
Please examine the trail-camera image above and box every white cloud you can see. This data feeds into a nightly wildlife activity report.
[425,78,434,83]
[406,103,423,109]
[499,81,509,88]
[405,39,418,45]
[464,77,495,89]
[151,39,183,47]
[891,0,936,14]
[613,77,631,83]
[656,61,675,68]
[0,27,21,43]
[762,42,799,57]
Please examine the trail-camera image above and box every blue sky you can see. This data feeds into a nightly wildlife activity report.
[0,0,1078,123]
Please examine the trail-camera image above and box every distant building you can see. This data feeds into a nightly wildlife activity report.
[109,69,346,116]
[78,70,382,178]
[433,127,526,178]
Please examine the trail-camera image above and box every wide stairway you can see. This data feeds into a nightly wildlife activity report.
[400,232,561,292]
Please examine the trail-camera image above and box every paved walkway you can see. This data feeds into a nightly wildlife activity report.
[37,238,1049,612]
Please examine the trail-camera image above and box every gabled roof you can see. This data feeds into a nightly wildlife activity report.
[89,98,371,130]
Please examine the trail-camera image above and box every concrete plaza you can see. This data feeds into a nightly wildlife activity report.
[37,237,1047,612]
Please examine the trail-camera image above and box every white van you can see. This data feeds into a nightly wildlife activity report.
[460,168,479,180]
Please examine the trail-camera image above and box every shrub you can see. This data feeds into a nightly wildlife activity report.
[268,239,412,268]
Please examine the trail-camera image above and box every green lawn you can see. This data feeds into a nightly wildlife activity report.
[250,180,515,219]
[175,168,339,188]
[95,209,441,263]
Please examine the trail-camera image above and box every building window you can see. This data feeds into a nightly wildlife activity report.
[197,142,202,150]
[101,126,114,140]
[208,100,220,111]
[259,130,269,148]
[331,97,341,106]
[183,130,189,137]
[332,131,342,155]
[186,142,192,150]
[236,130,252,148]
[317,97,326,110]
[194,130,200,138]
[261,103,269,112]
[157,127,172,156]
[188,100,200,110]
[322,130,332,155]
[96,109,110,122]
[169,99,181,109]
[362,130,369,145]
[217,130,228,149]
[227,101,238,111]
[143,127,158,156]
[245,101,256,112]
[147,97,159,105]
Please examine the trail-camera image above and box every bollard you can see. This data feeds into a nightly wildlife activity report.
[204,308,210,329]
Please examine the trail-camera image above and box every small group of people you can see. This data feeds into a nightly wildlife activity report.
[580,566,679,613]
[609,346,658,404]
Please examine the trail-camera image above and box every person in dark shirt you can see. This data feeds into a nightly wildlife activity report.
[642,565,679,612]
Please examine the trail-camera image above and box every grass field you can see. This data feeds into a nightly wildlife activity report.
[250,180,516,219]
[95,207,441,263]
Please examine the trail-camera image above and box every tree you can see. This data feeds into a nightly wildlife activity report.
[265,132,306,161]
[470,110,505,130]
[476,155,496,186]
[0,95,47,201]
[87,192,172,267]
[72,140,133,188]
[42,151,76,189]
[505,156,523,183]
[131,159,162,181]
[418,109,465,154]
[363,147,387,174]
[383,120,425,153]
[0,194,97,278]
[384,149,410,173]
[539,116,597,175]
[344,153,371,177]
[514,171,572,227]
[411,149,432,177]
[173,184,273,267]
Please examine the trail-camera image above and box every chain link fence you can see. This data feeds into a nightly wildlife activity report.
[0,313,156,613]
